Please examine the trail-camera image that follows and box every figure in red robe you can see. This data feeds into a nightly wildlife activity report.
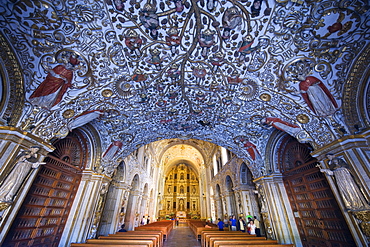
[243,141,261,161]
[261,117,301,136]
[102,141,123,161]
[299,76,338,117]
[29,55,79,109]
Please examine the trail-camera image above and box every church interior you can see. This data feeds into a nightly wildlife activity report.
[0,0,369,246]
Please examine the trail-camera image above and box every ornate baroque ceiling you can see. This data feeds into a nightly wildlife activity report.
[0,0,369,163]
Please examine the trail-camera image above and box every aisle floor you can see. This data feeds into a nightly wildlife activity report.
[163,223,201,247]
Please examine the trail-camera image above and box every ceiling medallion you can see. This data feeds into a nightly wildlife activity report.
[102,89,113,97]
[238,79,259,101]
[260,93,271,101]
[297,114,309,124]
[114,77,134,99]
[62,109,75,119]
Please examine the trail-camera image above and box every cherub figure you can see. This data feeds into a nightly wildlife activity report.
[210,51,224,72]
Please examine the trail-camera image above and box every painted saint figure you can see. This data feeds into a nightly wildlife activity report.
[193,65,207,84]
[318,154,370,210]
[68,110,104,131]
[0,146,45,203]
[299,76,338,117]
[29,55,80,109]
[102,141,123,161]
[261,117,312,143]
[251,0,262,18]
[238,35,256,62]
[261,117,301,136]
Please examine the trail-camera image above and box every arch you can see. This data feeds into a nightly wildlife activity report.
[124,174,140,230]
[239,162,253,185]
[225,175,237,216]
[342,43,370,132]
[214,184,224,219]
[0,32,24,126]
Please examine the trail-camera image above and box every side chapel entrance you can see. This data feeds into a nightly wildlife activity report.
[3,132,87,247]
[279,137,355,247]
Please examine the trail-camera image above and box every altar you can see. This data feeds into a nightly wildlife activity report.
[176,211,186,218]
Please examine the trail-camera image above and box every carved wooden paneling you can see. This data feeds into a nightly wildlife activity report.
[3,134,86,247]
[282,140,356,247]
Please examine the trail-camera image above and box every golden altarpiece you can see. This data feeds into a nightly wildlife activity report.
[160,163,200,219]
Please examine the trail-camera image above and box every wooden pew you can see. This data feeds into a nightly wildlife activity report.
[110,231,163,247]
[85,239,154,247]
[113,230,163,243]
[208,236,266,247]
[188,220,219,240]
[217,245,295,247]
[71,244,148,247]
[135,220,173,240]
[99,235,159,247]
[201,231,253,247]
[213,239,279,247]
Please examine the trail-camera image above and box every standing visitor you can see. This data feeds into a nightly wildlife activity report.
[254,216,261,237]
[217,218,224,231]
[229,215,237,231]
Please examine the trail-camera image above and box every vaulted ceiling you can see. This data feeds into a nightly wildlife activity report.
[0,0,369,164]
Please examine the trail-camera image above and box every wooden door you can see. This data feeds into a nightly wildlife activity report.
[3,133,87,247]
[280,138,355,247]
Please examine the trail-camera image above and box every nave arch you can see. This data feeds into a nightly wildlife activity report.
[0,40,369,247]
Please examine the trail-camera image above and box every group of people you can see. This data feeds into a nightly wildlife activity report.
[217,215,261,236]
[141,216,151,225]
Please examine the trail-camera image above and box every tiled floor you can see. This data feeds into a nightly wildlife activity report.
[163,223,201,247]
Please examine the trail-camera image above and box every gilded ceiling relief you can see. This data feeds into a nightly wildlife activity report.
[0,0,369,177]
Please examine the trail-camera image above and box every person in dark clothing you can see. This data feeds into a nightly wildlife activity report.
[254,216,261,237]
[118,224,127,232]
[237,217,247,232]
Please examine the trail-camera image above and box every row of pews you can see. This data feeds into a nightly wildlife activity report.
[188,219,219,240]
[189,220,295,247]
[70,220,173,247]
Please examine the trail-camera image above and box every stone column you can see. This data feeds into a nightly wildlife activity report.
[59,172,109,246]
[254,175,302,246]
[98,181,130,236]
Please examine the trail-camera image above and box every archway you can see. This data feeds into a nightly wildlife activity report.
[225,175,237,216]
[214,184,224,220]
[279,137,355,246]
